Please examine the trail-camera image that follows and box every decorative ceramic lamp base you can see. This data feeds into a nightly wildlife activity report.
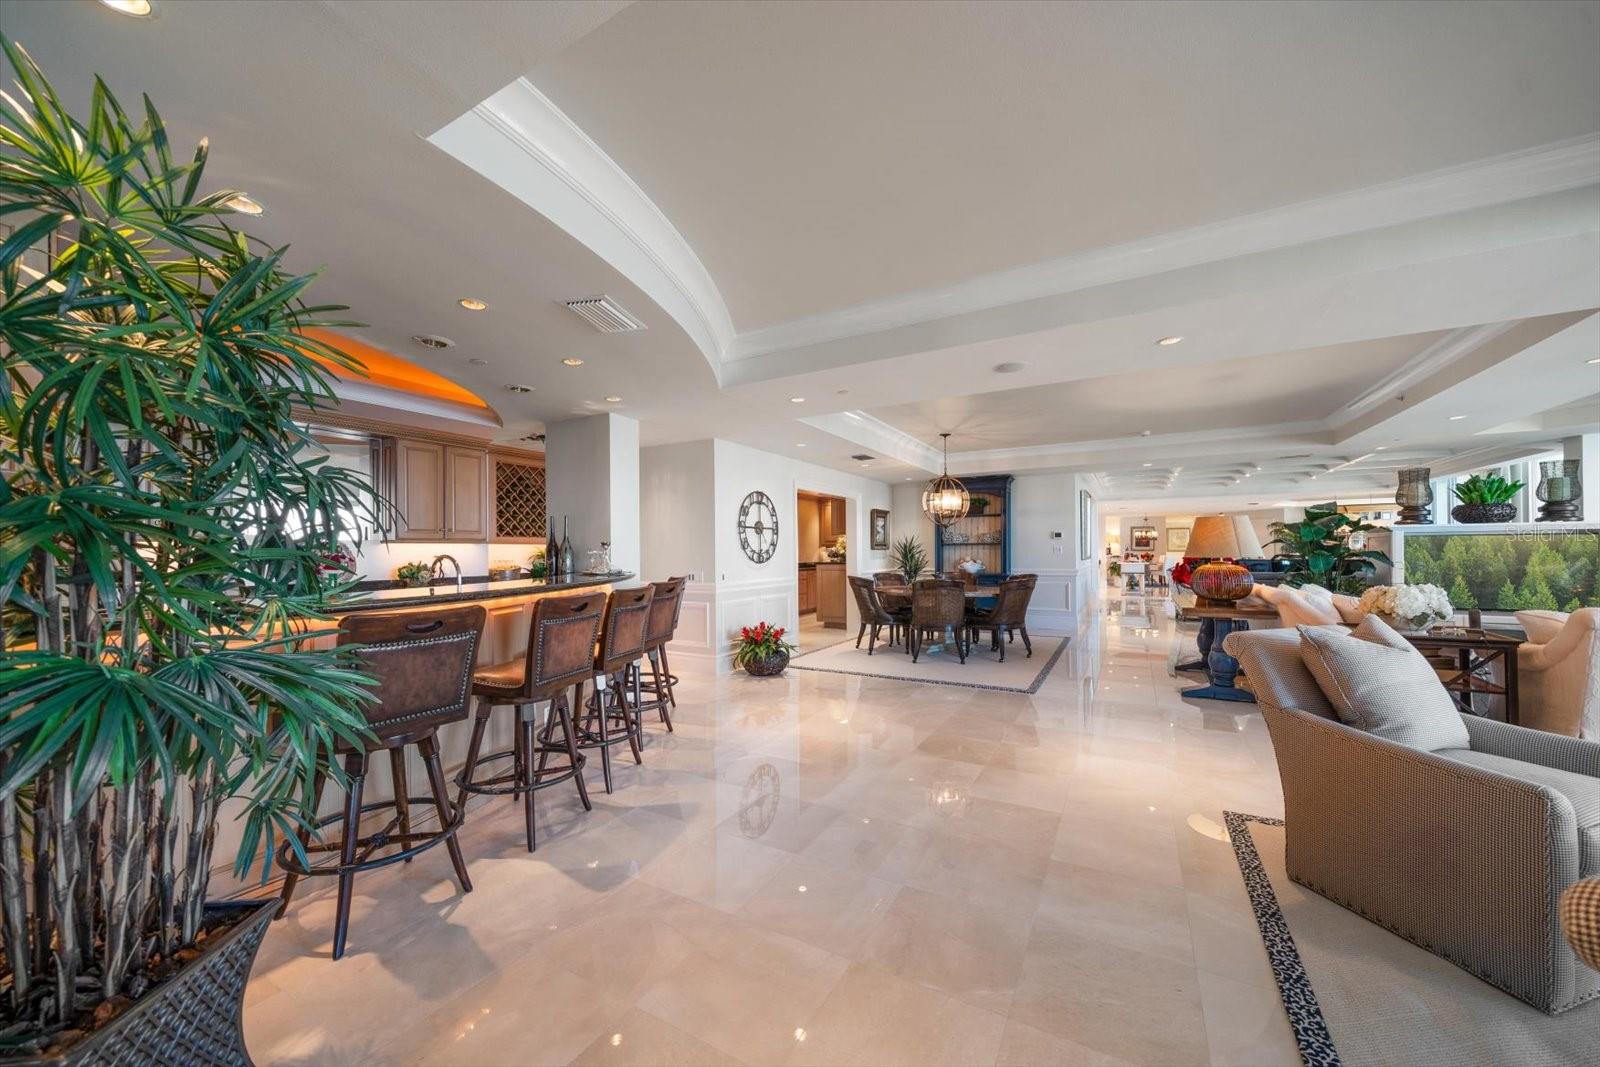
[1189,561,1253,604]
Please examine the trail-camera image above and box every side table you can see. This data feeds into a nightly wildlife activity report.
[1402,628,1521,725]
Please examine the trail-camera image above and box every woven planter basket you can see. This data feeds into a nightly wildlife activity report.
[6,900,274,1067]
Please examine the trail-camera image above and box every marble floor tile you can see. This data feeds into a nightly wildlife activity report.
[245,593,1302,1067]
[785,962,1007,1067]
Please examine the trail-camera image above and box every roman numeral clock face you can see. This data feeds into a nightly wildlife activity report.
[738,490,779,564]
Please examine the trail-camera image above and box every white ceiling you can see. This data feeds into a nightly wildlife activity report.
[869,332,1449,452]
[8,0,1599,517]
[529,0,1600,331]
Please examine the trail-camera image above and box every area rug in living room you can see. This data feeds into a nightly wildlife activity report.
[1225,812,1597,1066]
[787,634,1068,693]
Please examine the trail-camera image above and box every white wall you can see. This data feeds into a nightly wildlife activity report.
[639,440,716,581]
[546,413,641,575]
[641,439,893,673]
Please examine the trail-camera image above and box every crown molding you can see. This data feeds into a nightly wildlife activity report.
[428,78,735,379]
[727,135,1600,363]
[798,411,943,471]
[1330,321,1519,426]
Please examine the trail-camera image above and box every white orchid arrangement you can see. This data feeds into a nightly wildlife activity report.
[956,556,985,574]
[1358,583,1454,632]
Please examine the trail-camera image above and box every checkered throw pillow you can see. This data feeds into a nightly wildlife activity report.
[1561,878,1600,972]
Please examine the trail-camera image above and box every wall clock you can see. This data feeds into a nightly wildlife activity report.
[738,490,779,563]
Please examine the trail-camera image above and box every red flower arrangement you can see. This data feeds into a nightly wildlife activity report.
[734,620,797,673]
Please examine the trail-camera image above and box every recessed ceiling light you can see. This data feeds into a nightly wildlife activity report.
[1156,336,1184,346]
[458,297,487,311]
[1375,446,1387,451]
[993,361,1025,374]
[221,193,263,216]
[604,396,622,403]
[468,358,488,366]
[795,443,806,448]
[562,358,584,367]
[100,0,153,16]
[504,384,533,394]
[1142,462,1153,467]
[1588,357,1600,365]
[1139,429,1152,436]
[1448,414,1466,421]
[789,397,805,403]
[411,334,454,350]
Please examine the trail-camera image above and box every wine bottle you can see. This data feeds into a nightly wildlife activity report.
[545,516,558,581]
[559,516,574,577]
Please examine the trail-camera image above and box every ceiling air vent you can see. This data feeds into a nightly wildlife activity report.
[850,454,874,462]
[564,296,647,333]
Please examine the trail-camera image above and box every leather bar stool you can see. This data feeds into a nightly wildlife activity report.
[457,590,606,852]
[276,604,486,960]
[580,585,654,793]
[632,576,686,732]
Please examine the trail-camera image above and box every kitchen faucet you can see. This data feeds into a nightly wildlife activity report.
[430,553,462,595]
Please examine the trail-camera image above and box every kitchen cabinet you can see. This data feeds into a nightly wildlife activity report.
[798,567,817,614]
[374,436,489,542]
[815,562,846,628]
[820,498,847,539]
[445,446,489,540]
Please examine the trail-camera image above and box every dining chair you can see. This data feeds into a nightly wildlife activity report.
[909,578,968,663]
[849,574,904,654]
[969,576,1035,660]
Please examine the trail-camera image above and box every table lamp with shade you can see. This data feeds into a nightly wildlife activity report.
[1185,514,1259,603]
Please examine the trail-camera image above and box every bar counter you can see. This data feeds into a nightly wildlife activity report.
[334,572,634,613]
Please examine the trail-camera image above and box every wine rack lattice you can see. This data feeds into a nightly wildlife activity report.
[494,459,546,539]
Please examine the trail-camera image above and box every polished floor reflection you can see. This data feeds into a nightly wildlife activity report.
[245,593,1300,1066]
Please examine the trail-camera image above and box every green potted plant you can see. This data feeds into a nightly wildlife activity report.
[733,622,796,677]
[0,39,379,1063]
[1451,473,1524,524]
[395,560,433,588]
[1265,507,1392,594]
[890,536,928,584]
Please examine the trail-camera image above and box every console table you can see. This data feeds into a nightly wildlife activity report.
[1176,600,1279,702]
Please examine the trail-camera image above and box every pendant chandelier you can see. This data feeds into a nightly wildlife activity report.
[921,432,970,529]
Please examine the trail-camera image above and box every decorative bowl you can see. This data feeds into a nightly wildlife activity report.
[1450,502,1516,524]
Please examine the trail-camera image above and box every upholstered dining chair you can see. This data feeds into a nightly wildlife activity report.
[848,574,904,654]
[909,578,968,663]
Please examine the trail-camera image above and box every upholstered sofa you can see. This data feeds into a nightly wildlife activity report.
[1249,583,1363,628]
[1227,626,1600,1014]
[1517,608,1600,739]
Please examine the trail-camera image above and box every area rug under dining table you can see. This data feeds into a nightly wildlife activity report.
[787,633,1069,693]
[1226,812,1598,1066]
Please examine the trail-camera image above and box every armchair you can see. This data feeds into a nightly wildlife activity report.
[1516,608,1600,739]
[1227,627,1600,1014]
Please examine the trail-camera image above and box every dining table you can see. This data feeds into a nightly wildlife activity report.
[873,584,993,655]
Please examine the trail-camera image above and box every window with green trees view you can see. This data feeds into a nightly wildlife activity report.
[1402,531,1600,612]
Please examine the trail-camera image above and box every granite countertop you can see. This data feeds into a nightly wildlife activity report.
[333,573,634,613]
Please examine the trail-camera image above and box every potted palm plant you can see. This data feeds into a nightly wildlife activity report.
[890,536,928,585]
[1265,507,1391,595]
[0,39,379,1064]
